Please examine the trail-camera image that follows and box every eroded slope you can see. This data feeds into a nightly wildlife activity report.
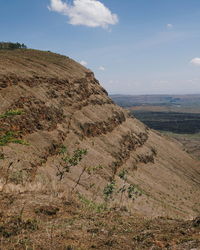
[0,49,200,219]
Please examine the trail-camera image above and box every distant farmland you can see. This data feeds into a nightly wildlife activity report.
[111,94,200,134]
[132,111,200,134]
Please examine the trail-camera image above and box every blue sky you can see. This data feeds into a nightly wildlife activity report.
[1,0,200,95]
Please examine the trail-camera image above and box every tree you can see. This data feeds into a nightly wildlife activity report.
[0,42,27,50]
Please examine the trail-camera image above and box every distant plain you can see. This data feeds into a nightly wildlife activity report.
[111,94,200,159]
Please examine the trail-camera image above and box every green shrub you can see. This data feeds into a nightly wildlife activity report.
[103,181,116,201]
[56,147,88,180]
[127,184,143,200]
[118,169,128,180]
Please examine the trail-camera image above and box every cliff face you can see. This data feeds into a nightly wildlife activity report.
[0,49,200,219]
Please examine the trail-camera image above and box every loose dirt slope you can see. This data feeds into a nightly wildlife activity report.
[0,49,199,223]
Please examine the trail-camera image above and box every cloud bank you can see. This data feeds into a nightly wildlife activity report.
[190,58,200,66]
[48,0,118,28]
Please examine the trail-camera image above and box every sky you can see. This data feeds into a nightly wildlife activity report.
[1,0,200,95]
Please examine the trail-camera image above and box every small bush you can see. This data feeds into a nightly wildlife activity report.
[127,184,143,200]
[103,181,116,201]
[118,169,128,180]
[56,147,87,180]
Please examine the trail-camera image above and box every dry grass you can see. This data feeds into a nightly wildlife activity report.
[0,49,87,79]
[0,191,199,250]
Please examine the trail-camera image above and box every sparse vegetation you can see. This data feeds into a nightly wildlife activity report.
[103,181,116,201]
[119,170,143,201]
[56,146,105,195]
[78,194,107,213]
[0,131,28,146]
[103,169,144,206]
[0,109,28,146]
[86,164,104,175]
[127,184,142,200]
[0,109,24,119]
[0,192,199,249]
[56,146,88,180]
[118,169,128,180]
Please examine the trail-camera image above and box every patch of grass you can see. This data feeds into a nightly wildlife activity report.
[0,131,29,146]
[57,144,67,155]
[86,164,104,175]
[0,109,24,119]
[78,194,107,213]
[0,109,28,147]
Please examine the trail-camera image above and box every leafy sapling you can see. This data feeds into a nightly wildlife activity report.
[56,146,88,181]
[103,181,116,201]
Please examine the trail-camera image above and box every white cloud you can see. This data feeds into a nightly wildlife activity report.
[167,23,173,29]
[99,66,105,71]
[48,0,118,28]
[190,58,200,66]
[80,60,88,66]
[48,0,68,13]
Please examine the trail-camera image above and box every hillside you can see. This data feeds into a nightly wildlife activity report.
[0,49,200,249]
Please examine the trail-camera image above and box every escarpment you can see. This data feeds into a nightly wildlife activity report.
[0,49,200,219]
